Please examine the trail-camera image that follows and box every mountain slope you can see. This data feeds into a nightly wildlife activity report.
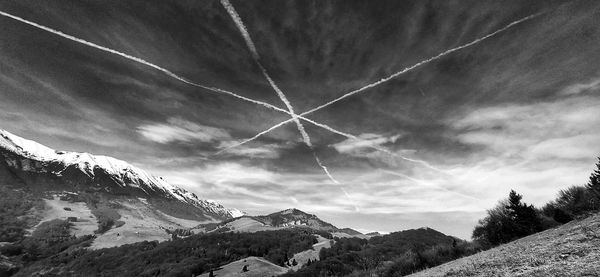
[254,209,338,231]
[0,129,242,248]
[192,208,354,235]
[409,213,600,277]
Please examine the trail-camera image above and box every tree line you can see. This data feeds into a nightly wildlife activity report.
[472,157,600,247]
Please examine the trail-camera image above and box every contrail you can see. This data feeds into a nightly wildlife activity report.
[215,118,292,155]
[298,116,447,173]
[0,9,291,115]
[379,169,480,201]
[314,153,360,212]
[220,0,338,184]
[313,153,338,184]
[300,13,541,115]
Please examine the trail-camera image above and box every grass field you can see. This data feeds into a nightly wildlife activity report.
[196,256,288,277]
[287,235,331,271]
[34,196,98,237]
[409,213,600,277]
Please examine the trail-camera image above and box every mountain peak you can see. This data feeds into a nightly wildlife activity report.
[277,208,308,215]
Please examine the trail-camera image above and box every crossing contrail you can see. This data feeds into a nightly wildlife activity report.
[217,13,541,172]
[379,169,480,201]
[0,9,291,115]
[220,0,338,184]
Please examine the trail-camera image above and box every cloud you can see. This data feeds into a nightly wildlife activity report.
[450,95,600,160]
[440,95,600,206]
[137,117,230,144]
[217,140,282,159]
[332,133,403,155]
[559,77,600,95]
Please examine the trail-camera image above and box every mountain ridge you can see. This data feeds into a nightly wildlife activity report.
[0,129,243,219]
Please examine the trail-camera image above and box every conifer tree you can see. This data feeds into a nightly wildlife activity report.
[586,157,600,205]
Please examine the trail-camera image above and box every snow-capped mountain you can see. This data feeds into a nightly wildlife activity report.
[0,129,243,219]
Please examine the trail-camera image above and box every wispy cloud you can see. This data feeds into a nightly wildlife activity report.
[217,140,282,159]
[444,95,600,204]
[451,96,600,160]
[137,117,230,144]
[332,133,402,155]
[559,77,600,95]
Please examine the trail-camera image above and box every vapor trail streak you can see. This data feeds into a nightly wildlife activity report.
[379,169,480,201]
[300,13,540,115]
[220,0,339,184]
[0,10,290,114]
[314,152,360,212]
[298,116,447,173]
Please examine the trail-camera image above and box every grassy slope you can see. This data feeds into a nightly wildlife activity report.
[287,235,331,271]
[196,256,288,277]
[409,213,600,277]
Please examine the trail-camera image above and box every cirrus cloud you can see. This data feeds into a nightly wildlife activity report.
[137,117,230,144]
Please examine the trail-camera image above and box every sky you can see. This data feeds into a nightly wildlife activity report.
[1,0,599,239]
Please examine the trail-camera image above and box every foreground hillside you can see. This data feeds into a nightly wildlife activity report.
[409,213,600,277]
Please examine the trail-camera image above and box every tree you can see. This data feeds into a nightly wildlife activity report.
[586,157,600,206]
[292,259,298,266]
[209,270,214,277]
[554,186,595,216]
[472,190,542,246]
[506,190,542,237]
[242,265,248,272]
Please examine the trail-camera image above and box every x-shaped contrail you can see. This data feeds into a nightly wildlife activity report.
[219,13,541,163]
